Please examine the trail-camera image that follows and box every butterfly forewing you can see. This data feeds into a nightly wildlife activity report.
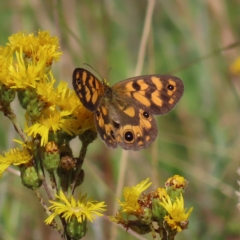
[112,75,184,115]
[72,68,104,112]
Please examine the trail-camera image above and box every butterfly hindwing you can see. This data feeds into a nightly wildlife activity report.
[115,108,158,150]
[72,68,104,112]
[94,103,118,149]
[94,98,158,150]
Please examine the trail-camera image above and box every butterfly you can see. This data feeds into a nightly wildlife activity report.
[72,68,184,151]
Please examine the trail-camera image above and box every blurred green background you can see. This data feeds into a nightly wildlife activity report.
[1,0,240,239]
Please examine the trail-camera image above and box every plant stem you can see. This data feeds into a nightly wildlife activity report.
[34,190,64,237]
[71,142,88,194]
[4,105,27,142]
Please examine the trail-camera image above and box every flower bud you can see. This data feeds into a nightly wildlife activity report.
[57,156,79,191]
[152,187,168,221]
[42,142,60,171]
[1,87,15,103]
[66,217,88,240]
[17,88,38,109]
[165,175,188,199]
[27,98,44,118]
[20,164,42,190]
[165,175,188,189]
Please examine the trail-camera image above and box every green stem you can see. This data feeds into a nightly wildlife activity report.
[43,179,53,200]
[33,139,44,180]
[34,190,64,237]
[71,142,88,194]
[48,171,58,192]
[4,105,27,142]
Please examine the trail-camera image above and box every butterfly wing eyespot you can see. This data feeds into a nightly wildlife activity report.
[72,68,104,112]
[167,84,174,90]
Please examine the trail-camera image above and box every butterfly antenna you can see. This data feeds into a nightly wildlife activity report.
[82,63,104,81]
[107,67,112,79]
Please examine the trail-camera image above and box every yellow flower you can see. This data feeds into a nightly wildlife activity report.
[0,147,32,177]
[66,107,95,135]
[230,57,240,75]
[36,30,62,64]
[50,80,83,114]
[8,32,38,56]
[160,194,193,232]
[7,30,62,66]
[45,191,106,224]
[8,50,46,89]
[118,178,152,214]
[25,109,73,146]
[34,73,57,103]
[53,82,95,134]
[0,46,13,87]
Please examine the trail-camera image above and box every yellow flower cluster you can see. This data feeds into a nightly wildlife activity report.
[110,175,193,237]
[0,31,95,146]
[0,31,95,176]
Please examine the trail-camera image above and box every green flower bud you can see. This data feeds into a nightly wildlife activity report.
[27,98,44,118]
[165,175,188,199]
[0,83,15,106]
[1,87,16,103]
[138,207,152,225]
[152,188,168,221]
[42,142,60,171]
[20,164,42,190]
[66,217,88,240]
[17,88,38,109]
[167,188,185,200]
[152,198,166,222]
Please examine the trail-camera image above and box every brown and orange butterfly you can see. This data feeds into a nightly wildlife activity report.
[72,68,184,151]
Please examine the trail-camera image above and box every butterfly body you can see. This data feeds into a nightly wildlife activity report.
[73,68,184,151]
